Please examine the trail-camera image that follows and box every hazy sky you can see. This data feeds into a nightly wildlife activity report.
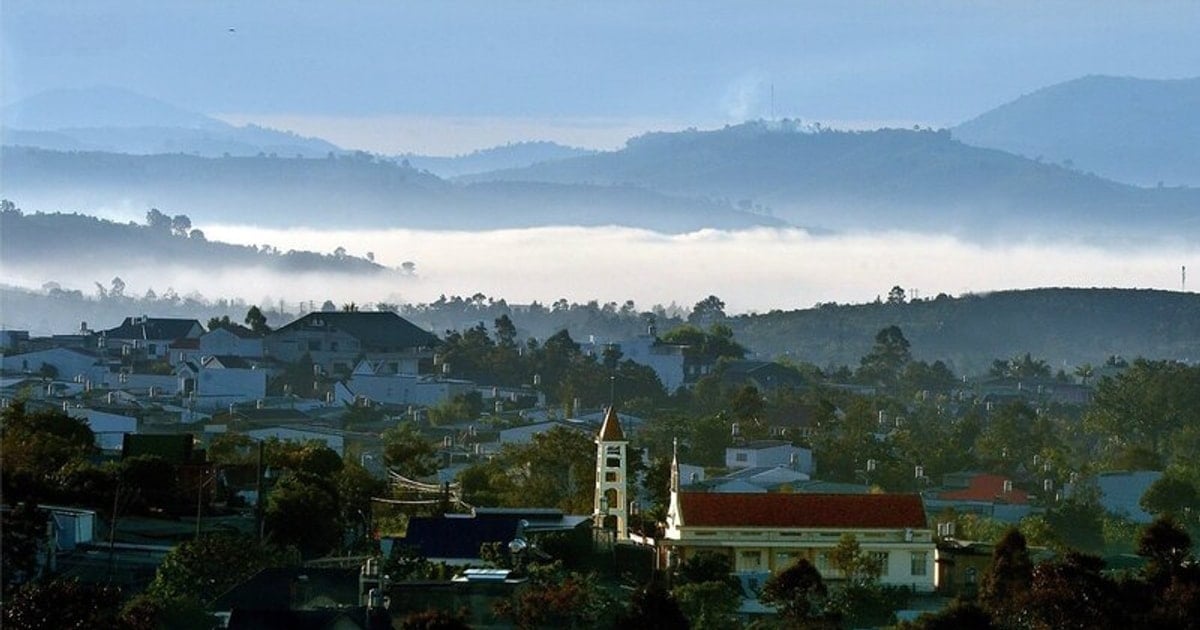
[4,1,1199,154]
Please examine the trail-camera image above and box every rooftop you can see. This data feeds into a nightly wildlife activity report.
[678,492,927,529]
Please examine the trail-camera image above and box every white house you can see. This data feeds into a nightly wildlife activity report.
[613,334,689,392]
[177,356,268,410]
[0,347,103,380]
[498,420,590,445]
[67,407,138,451]
[199,326,264,360]
[245,426,346,456]
[726,440,814,474]
[339,364,474,407]
[99,316,204,359]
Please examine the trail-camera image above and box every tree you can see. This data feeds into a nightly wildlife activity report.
[170,213,192,237]
[382,423,439,478]
[145,208,172,233]
[671,580,741,630]
[828,533,883,585]
[2,579,124,629]
[264,472,341,557]
[495,568,616,629]
[760,558,828,622]
[687,295,726,326]
[887,285,907,304]
[979,528,1032,628]
[857,325,912,387]
[1140,476,1199,520]
[244,305,271,334]
[148,532,291,604]
[1138,517,1192,585]
[1,401,96,502]
[617,584,689,629]
[1023,552,1129,630]
[400,609,471,630]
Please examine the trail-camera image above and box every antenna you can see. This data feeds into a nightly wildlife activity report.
[1183,265,1187,292]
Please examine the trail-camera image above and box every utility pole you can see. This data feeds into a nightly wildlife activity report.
[255,441,265,541]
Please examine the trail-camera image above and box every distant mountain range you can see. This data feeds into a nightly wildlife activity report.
[462,121,1200,239]
[398,141,597,178]
[953,75,1200,187]
[0,147,779,232]
[4,79,1200,238]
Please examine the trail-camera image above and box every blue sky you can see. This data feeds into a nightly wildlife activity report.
[3,1,1199,153]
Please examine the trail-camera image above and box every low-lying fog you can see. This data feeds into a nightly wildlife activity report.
[8,224,1190,316]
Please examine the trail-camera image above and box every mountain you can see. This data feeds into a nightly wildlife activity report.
[398,141,597,178]
[0,147,781,232]
[729,288,1200,374]
[953,75,1200,187]
[1,86,341,158]
[462,121,1200,240]
[0,205,386,276]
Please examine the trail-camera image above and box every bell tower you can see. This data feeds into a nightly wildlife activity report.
[594,406,628,539]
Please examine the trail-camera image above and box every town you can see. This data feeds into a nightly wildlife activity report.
[2,301,1197,628]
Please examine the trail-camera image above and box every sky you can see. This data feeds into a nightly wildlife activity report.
[4,1,1199,154]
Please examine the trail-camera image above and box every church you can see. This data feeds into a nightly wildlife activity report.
[592,407,937,591]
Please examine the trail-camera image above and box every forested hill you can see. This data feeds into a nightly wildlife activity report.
[463,122,1200,239]
[730,288,1200,374]
[954,75,1200,187]
[0,205,387,275]
[0,147,780,232]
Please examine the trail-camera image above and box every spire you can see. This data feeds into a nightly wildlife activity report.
[670,437,680,493]
[598,405,625,441]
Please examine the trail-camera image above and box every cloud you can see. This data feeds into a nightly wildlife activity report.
[4,223,1195,317]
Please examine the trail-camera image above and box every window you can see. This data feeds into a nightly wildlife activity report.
[605,471,617,482]
[330,341,339,351]
[606,457,621,468]
[308,340,322,351]
[739,550,762,569]
[871,552,890,576]
[910,551,928,576]
[735,452,748,462]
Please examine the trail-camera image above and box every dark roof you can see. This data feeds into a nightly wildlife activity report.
[273,312,437,351]
[679,492,927,529]
[103,316,202,340]
[721,360,805,389]
[121,433,196,464]
[207,323,262,339]
[205,355,253,369]
[213,567,360,613]
[598,406,625,441]
[401,515,520,560]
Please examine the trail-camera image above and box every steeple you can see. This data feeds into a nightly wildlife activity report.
[594,405,629,540]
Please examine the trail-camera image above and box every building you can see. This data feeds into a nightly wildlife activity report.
[726,440,813,474]
[99,316,204,359]
[266,312,438,375]
[593,407,629,539]
[199,324,265,359]
[177,355,268,410]
[663,447,936,590]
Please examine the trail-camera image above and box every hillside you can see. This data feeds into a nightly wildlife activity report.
[0,147,780,232]
[398,141,597,178]
[0,205,387,275]
[954,75,1200,187]
[1,86,341,158]
[729,288,1200,373]
[463,122,1200,239]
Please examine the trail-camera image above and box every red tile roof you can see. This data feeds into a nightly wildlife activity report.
[679,492,927,529]
[598,406,625,441]
[939,474,1029,504]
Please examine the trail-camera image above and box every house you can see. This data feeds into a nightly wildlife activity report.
[245,426,346,457]
[497,420,590,445]
[390,508,592,566]
[1091,470,1163,523]
[726,440,813,474]
[612,333,689,392]
[663,448,935,591]
[67,407,138,451]
[337,362,474,408]
[707,466,812,494]
[177,355,268,410]
[199,324,265,359]
[210,567,370,629]
[0,329,30,352]
[720,360,806,392]
[924,472,1034,523]
[0,347,104,380]
[266,312,438,376]
[99,316,204,359]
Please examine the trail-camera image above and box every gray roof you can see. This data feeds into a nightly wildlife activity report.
[103,316,201,340]
[272,312,437,350]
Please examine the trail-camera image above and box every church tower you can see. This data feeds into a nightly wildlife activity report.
[594,406,628,539]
